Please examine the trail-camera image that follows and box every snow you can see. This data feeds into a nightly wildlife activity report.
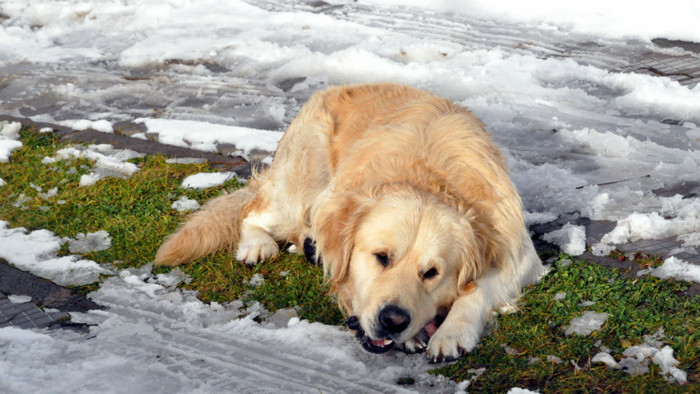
[136,118,283,157]
[171,196,201,212]
[7,295,32,304]
[543,223,586,256]
[181,172,237,189]
[564,311,609,336]
[0,0,699,390]
[590,328,687,384]
[0,121,22,162]
[54,144,143,186]
[507,388,539,394]
[361,0,700,42]
[0,221,111,286]
[0,264,456,393]
[638,256,700,283]
[59,119,114,133]
[0,0,698,262]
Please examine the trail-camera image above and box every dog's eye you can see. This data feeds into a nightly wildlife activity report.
[374,252,389,267]
[422,268,439,280]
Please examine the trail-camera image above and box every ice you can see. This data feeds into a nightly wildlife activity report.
[564,311,609,336]
[637,256,700,283]
[0,120,22,162]
[181,172,237,189]
[65,230,112,254]
[171,196,201,212]
[0,221,111,286]
[543,223,586,256]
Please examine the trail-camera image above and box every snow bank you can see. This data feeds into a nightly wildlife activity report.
[0,221,111,286]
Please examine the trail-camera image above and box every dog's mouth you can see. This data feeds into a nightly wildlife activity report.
[345,315,444,354]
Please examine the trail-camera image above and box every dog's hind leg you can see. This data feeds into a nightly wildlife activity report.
[154,186,257,266]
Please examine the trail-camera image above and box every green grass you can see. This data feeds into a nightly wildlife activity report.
[1,127,697,391]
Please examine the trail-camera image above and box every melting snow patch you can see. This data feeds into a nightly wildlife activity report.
[591,352,619,369]
[136,118,282,157]
[7,295,32,304]
[171,196,201,212]
[591,328,687,384]
[65,230,112,253]
[0,178,5,187]
[0,120,22,162]
[564,311,608,335]
[507,388,539,394]
[248,273,265,287]
[543,223,586,256]
[0,221,111,286]
[637,256,700,283]
[181,172,236,189]
[593,196,700,256]
[553,292,567,301]
[54,144,143,186]
[59,119,114,133]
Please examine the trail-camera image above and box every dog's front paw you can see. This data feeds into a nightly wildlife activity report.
[400,336,428,353]
[236,228,279,265]
[425,320,479,363]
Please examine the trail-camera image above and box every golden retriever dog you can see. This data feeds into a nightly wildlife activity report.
[155,83,544,362]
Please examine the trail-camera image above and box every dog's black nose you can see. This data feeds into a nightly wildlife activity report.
[378,305,411,334]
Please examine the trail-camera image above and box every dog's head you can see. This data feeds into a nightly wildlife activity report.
[313,184,490,353]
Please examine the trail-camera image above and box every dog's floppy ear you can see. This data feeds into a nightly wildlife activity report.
[455,207,499,289]
[313,191,373,291]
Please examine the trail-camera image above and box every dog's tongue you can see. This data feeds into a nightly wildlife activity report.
[369,338,393,348]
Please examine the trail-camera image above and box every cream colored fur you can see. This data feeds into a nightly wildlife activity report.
[155,83,544,361]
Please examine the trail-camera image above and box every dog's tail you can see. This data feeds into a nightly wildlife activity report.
[154,186,257,266]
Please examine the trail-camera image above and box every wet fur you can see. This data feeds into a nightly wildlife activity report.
[155,83,544,361]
